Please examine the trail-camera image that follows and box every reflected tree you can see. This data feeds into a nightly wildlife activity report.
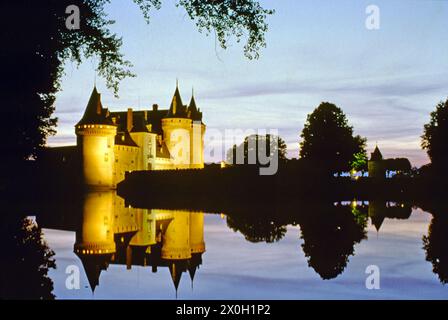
[299,204,367,280]
[226,213,287,243]
[1,216,56,299]
[423,215,448,284]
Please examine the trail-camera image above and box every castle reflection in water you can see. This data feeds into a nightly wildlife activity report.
[74,191,205,293]
[73,191,419,293]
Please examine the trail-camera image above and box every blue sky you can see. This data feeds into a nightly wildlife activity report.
[48,0,448,166]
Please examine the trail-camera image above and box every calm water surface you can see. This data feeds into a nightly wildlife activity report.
[41,193,448,299]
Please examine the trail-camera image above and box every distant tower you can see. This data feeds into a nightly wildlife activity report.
[368,200,386,232]
[368,145,385,179]
[187,91,205,169]
[128,108,152,171]
[75,87,117,189]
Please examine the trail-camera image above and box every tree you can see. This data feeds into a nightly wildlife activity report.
[1,217,56,299]
[299,203,367,280]
[383,158,412,176]
[226,214,287,243]
[2,0,274,166]
[423,215,448,284]
[421,98,448,172]
[299,102,367,176]
[226,134,288,165]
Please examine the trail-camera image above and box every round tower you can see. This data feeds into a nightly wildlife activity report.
[74,191,116,256]
[189,212,205,254]
[162,83,192,168]
[74,191,116,292]
[161,210,191,260]
[76,87,117,189]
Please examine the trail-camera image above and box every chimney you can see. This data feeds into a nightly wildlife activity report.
[152,104,158,111]
[127,108,133,132]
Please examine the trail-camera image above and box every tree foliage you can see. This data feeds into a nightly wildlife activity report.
[2,0,273,164]
[226,134,288,165]
[1,217,56,299]
[299,102,367,175]
[421,98,448,171]
[423,215,448,284]
[299,204,367,280]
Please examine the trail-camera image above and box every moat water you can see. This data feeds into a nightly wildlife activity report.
[35,194,448,299]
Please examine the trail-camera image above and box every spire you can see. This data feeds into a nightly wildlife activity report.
[76,86,113,126]
[169,262,183,295]
[76,254,112,293]
[370,145,383,161]
[187,88,202,121]
[371,214,385,232]
[167,81,187,118]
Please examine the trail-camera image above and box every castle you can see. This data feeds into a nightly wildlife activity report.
[74,191,205,293]
[75,83,206,189]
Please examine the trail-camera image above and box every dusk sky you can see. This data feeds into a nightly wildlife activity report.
[48,0,448,167]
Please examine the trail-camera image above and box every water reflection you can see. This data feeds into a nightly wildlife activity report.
[422,204,448,285]
[33,192,448,298]
[74,191,205,293]
[223,200,413,280]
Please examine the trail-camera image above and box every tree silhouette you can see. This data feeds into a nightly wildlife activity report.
[421,98,448,174]
[1,217,56,299]
[423,215,448,284]
[226,214,287,243]
[299,204,367,280]
[299,102,366,176]
[226,134,288,165]
[3,0,274,166]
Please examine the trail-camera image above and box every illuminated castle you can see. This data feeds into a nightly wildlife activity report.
[74,191,205,293]
[75,83,205,189]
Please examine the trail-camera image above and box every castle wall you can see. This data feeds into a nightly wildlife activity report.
[130,131,151,171]
[190,122,205,169]
[189,212,205,254]
[153,157,175,170]
[112,192,139,234]
[129,209,157,247]
[113,145,139,186]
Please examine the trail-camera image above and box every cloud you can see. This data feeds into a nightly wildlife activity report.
[201,72,448,101]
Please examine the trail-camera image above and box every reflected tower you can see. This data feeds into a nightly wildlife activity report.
[74,191,116,291]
